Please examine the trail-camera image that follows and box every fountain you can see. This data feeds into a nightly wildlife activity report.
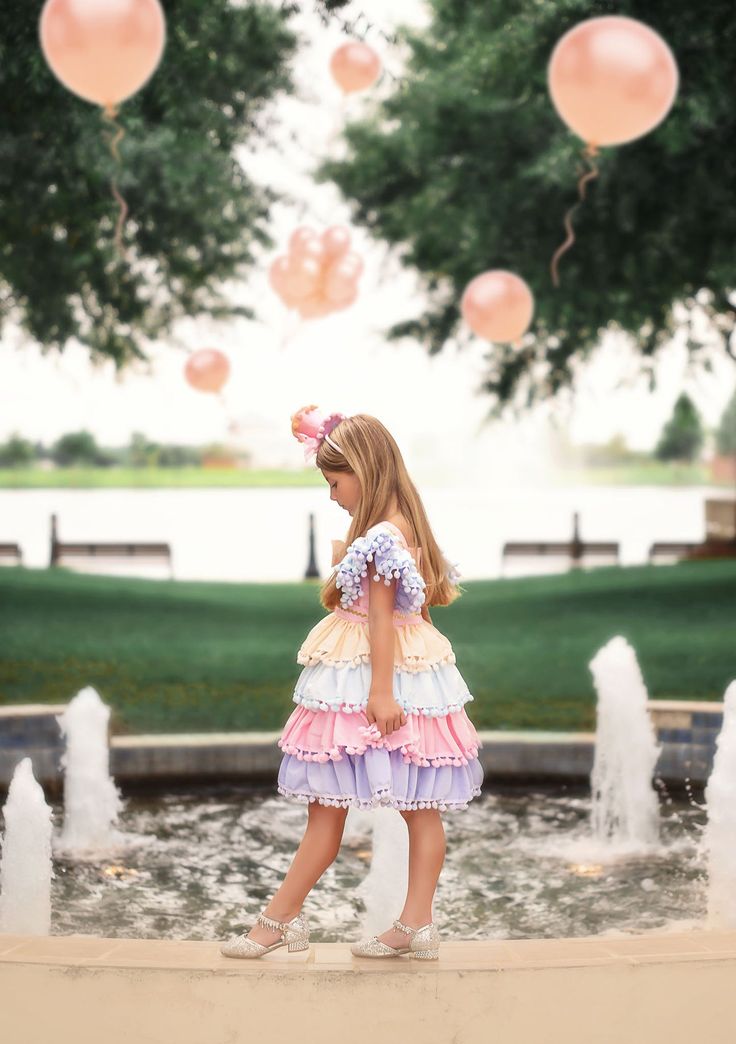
[55,686,125,854]
[0,758,53,934]
[588,635,662,853]
[349,806,409,937]
[703,679,736,928]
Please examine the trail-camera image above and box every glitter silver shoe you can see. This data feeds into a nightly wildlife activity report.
[350,917,440,960]
[220,910,310,959]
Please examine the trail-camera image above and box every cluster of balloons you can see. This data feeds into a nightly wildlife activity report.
[329,42,382,94]
[269,226,364,320]
[184,349,230,395]
[460,14,679,344]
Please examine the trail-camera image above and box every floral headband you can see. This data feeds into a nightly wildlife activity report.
[291,404,347,464]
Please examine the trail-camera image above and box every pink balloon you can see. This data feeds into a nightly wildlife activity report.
[461,271,534,343]
[548,15,678,147]
[184,349,230,394]
[299,237,327,264]
[338,251,364,278]
[289,226,319,259]
[268,256,291,296]
[324,262,359,305]
[285,255,321,300]
[267,256,301,308]
[298,292,334,320]
[331,286,358,312]
[39,0,166,110]
[329,42,382,94]
[322,225,351,259]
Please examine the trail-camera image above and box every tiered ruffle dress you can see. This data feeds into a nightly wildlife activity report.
[277,520,484,811]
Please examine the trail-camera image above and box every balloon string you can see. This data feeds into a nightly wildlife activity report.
[218,390,243,436]
[100,103,129,260]
[550,144,599,288]
[280,310,304,349]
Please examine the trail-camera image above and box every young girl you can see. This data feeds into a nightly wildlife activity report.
[221,406,483,961]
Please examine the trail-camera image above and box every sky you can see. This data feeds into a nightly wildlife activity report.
[1,0,733,486]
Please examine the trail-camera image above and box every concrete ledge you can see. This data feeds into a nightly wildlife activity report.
[1,931,735,1044]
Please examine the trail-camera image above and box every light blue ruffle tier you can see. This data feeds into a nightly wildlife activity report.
[292,659,474,717]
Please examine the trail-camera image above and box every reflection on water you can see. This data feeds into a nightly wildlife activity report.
[49,782,708,942]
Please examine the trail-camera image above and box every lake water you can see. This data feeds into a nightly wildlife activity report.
[0,484,720,582]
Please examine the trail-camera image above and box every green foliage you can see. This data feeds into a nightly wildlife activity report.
[0,433,36,467]
[655,393,704,461]
[51,429,109,467]
[0,1,297,366]
[321,0,736,408]
[580,435,647,467]
[715,388,736,455]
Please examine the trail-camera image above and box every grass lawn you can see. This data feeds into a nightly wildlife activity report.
[0,467,321,488]
[0,561,734,735]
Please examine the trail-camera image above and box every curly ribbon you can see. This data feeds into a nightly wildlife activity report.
[100,103,130,259]
[550,143,600,288]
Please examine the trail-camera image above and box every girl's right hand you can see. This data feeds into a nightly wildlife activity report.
[366,692,407,736]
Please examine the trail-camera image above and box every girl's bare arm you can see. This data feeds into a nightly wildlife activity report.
[366,561,407,736]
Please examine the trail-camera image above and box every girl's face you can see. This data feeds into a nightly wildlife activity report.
[322,468,361,516]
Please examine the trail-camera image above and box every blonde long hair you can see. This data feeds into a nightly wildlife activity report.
[316,413,463,613]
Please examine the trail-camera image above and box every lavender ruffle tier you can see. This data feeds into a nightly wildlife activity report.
[277,746,484,812]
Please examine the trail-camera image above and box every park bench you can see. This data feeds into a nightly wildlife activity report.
[0,543,22,565]
[648,497,736,564]
[501,512,619,574]
[49,513,173,577]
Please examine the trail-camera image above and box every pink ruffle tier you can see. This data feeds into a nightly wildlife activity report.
[278,703,481,768]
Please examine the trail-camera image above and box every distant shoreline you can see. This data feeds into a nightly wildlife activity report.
[0,463,731,489]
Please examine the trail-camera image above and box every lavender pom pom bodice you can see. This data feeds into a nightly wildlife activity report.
[277,521,484,812]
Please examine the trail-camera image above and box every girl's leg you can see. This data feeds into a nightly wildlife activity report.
[375,808,446,948]
[246,801,349,945]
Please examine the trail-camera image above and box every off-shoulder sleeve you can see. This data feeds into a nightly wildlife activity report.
[335,525,426,614]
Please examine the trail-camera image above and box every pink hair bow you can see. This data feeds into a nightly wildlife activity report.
[291,404,346,463]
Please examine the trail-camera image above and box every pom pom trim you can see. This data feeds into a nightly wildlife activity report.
[295,648,457,672]
[277,783,481,812]
[335,526,427,615]
[277,737,481,767]
[291,688,474,717]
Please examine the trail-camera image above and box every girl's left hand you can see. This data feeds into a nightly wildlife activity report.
[366,692,407,736]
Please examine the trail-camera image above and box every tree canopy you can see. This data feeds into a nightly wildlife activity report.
[322,0,736,408]
[715,390,736,456]
[0,0,298,367]
[654,393,704,462]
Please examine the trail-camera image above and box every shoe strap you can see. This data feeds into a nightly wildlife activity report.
[257,912,290,933]
[392,918,416,935]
